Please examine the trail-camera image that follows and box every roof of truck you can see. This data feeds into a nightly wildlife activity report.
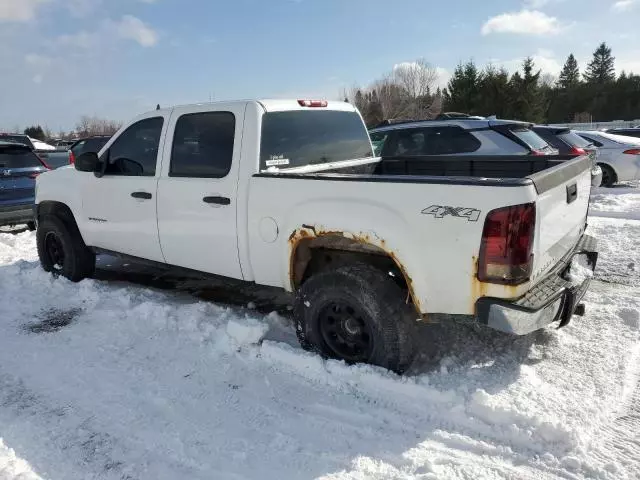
[147,99,357,116]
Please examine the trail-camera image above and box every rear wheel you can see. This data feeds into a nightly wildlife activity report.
[599,164,617,188]
[37,216,95,282]
[294,263,416,373]
[26,221,36,231]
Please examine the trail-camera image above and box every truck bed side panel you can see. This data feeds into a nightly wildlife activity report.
[246,176,536,315]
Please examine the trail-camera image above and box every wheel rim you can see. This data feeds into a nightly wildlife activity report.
[44,232,65,270]
[318,301,373,363]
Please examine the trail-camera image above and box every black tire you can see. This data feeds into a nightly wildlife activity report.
[26,221,36,231]
[37,216,95,282]
[294,263,416,373]
[599,164,617,188]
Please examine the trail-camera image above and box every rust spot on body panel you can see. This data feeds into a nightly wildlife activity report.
[470,256,525,314]
[288,226,422,313]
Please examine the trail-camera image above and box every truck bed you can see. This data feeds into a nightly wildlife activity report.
[373,154,579,179]
[257,154,590,194]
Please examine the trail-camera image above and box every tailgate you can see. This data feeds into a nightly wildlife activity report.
[529,155,592,281]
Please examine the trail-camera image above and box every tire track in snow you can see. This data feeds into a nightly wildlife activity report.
[0,373,137,480]
[589,341,640,479]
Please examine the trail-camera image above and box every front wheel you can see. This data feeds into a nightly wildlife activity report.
[294,263,416,373]
[598,164,617,188]
[37,216,95,282]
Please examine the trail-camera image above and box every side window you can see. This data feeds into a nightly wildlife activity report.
[369,131,388,156]
[392,129,426,156]
[170,112,235,178]
[104,117,164,177]
[428,126,481,154]
[580,135,603,148]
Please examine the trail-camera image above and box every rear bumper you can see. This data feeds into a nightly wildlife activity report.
[476,234,598,335]
[0,204,36,226]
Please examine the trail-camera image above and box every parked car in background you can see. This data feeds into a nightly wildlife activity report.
[0,141,48,230]
[533,126,602,186]
[369,119,559,158]
[30,138,56,151]
[576,131,640,187]
[604,128,640,139]
[68,136,111,164]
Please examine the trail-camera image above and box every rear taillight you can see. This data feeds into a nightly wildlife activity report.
[298,99,328,107]
[623,148,640,155]
[569,146,586,155]
[69,150,76,164]
[478,203,536,285]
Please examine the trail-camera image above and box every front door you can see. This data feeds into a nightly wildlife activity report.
[81,115,167,262]
[156,103,244,279]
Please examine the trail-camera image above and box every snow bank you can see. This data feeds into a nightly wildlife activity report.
[0,185,637,479]
[0,439,42,480]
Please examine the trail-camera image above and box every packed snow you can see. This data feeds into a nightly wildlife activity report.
[0,187,639,479]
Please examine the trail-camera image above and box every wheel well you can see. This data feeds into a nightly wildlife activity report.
[37,202,82,237]
[290,235,415,307]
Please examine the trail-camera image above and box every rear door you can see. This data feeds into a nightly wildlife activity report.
[0,145,46,206]
[529,156,592,282]
[156,103,245,279]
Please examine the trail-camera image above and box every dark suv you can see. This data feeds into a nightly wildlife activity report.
[532,126,602,186]
[69,136,111,164]
[0,142,49,229]
[369,119,558,157]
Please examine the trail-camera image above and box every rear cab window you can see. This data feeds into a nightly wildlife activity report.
[260,110,373,170]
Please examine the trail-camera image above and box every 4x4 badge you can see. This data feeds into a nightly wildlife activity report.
[422,205,481,222]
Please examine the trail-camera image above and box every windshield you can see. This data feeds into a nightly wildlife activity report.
[260,110,373,170]
[0,147,43,168]
[558,131,592,148]
[509,128,552,151]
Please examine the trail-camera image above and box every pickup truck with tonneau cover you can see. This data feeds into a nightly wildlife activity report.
[34,99,598,372]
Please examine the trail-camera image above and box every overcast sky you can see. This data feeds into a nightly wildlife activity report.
[1,0,639,132]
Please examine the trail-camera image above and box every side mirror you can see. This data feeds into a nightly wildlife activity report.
[75,152,100,173]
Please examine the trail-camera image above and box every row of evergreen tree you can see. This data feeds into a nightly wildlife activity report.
[444,43,640,124]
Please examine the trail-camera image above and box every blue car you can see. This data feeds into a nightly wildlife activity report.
[0,141,49,230]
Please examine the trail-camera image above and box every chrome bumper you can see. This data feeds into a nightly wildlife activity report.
[476,235,598,335]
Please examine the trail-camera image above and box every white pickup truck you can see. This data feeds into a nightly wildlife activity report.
[35,99,598,372]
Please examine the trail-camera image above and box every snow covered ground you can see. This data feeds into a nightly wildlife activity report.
[0,186,639,480]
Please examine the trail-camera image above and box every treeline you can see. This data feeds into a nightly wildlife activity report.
[347,42,640,127]
[446,42,640,124]
[16,115,122,142]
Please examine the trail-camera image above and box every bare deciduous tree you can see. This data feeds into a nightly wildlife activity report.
[342,59,442,127]
[75,116,122,137]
